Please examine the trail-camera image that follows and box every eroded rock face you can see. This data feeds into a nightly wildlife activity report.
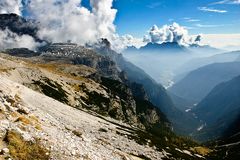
[3,48,41,57]
[39,43,120,80]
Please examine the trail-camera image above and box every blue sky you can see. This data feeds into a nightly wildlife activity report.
[110,0,240,37]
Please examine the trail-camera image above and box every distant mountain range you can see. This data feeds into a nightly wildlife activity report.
[124,42,188,54]
[192,75,240,142]
[175,50,240,80]
[123,42,221,55]
[188,44,222,54]
[169,61,240,103]
[140,42,188,53]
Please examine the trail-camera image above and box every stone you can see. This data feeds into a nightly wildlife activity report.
[1,148,9,154]
[0,120,10,138]
[17,106,30,114]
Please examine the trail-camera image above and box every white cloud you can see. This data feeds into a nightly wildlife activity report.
[146,22,200,46]
[194,23,226,28]
[26,0,150,52]
[0,0,138,52]
[211,0,240,5]
[111,34,146,51]
[147,2,162,8]
[27,0,117,46]
[0,0,22,15]
[0,29,40,50]
[198,7,227,13]
[184,17,200,22]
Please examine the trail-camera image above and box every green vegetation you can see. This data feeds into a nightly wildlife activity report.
[4,131,50,160]
[15,116,31,125]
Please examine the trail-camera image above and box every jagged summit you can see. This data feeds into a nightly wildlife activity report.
[123,41,189,54]
[123,42,222,55]
[38,42,121,80]
[142,42,187,52]
[86,38,115,56]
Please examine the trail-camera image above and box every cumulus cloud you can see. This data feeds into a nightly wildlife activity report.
[146,22,199,45]
[0,29,40,50]
[0,0,22,15]
[0,0,132,52]
[198,7,227,13]
[110,34,146,51]
[25,0,146,52]
[143,35,151,43]
[26,0,117,46]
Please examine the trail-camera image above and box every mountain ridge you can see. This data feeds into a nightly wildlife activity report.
[169,61,240,103]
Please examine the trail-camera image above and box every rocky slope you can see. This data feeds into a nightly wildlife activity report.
[0,53,210,160]
[0,75,168,160]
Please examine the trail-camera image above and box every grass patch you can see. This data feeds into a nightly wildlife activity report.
[191,147,212,156]
[10,112,19,118]
[35,124,42,131]
[0,67,15,73]
[29,115,39,123]
[4,131,50,160]
[15,116,31,125]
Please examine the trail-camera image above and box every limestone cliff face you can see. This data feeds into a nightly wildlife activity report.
[39,43,121,80]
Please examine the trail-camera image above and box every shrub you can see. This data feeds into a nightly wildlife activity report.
[5,131,50,160]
